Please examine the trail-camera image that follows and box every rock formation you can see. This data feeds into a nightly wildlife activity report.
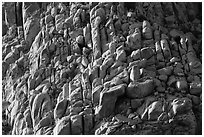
[2,2,202,135]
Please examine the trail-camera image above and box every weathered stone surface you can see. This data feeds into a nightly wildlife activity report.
[157,66,173,75]
[70,114,83,135]
[12,113,24,135]
[92,85,103,105]
[147,101,163,120]
[140,47,154,60]
[24,17,40,48]
[176,80,188,91]
[84,114,94,134]
[53,116,71,135]
[2,21,8,36]
[131,98,144,109]
[126,79,155,98]
[116,49,126,62]
[128,58,147,69]
[130,65,140,82]
[127,28,141,50]
[35,112,53,132]
[4,2,16,26]
[31,93,52,127]
[131,49,141,60]
[189,82,202,95]
[96,84,126,119]
[62,83,69,99]
[142,20,152,39]
[23,109,32,128]
[69,87,82,101]
[2,2,202,135]
[158,74,168,82]
[169,97,192,116]
[54,99,68,120]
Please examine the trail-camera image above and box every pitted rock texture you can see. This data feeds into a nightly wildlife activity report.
[2,2,202,135]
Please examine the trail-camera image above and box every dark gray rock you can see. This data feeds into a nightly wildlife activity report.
[126,79,155,99]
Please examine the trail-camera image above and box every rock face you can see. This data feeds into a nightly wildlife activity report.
[2,2,202,135]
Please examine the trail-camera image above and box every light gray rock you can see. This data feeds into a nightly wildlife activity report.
[130,65,140,82]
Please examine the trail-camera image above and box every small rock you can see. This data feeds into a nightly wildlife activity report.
[153,78,161,87]
[131,49,141,60]
[170,97,192,115]
[116,50,126,62]
[170,57,180,63]
[126,79,155,99]
[130,65,140,82]
[148,101,163,121]
[129,58,147,69]
[157,66,173,75]
[167,75,177,87]
[140,47,154,59]
[189,82,202,95]
[143,27,153,39]
[92,85,103,105]
[176,80,188,91]
[158,74,168,82]
[157,86,165,93]
[76,35,84,45]
[169,29,183,38]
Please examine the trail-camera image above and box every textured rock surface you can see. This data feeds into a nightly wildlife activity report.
[2,2,202,135]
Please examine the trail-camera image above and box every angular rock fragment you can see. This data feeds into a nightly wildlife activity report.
[157,66,173,75]
[130,65,140,82]
[142,20,152,39]
[189,82,202,95]
[148,101,163,121]
[116,49,126,62]
[131,49,141,60]
[176,80,188,92]
[127,28,141,50]
[92,85,103,105]
[126,79,155,98]
[96,84,126,119]
[24,17,40,48]
[140,47,154,59]
[169,97,192,116]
